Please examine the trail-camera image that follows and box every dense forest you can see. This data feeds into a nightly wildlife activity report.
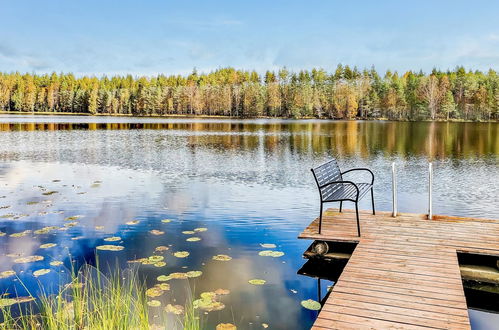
[1,66,498,121]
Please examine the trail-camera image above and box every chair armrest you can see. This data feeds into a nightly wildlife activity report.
[341,168,374,185]
[321,180,360,197]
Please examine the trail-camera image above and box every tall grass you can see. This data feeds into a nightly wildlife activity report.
[0,264,200,329]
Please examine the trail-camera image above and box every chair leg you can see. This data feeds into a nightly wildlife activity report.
[318,202,323,234]
[339,201,343,212]
[355,202,361,237]
[371,187,375,215]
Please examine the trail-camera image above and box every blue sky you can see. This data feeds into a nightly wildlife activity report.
[1,0,499,76]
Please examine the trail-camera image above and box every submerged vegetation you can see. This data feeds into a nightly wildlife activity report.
[0,264,200,330]
[1,66,499,121]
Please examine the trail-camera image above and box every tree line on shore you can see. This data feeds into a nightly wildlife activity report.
[0,66,498,121]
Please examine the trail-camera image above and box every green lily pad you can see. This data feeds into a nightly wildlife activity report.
[0,270,16,279]
[173,251,189,258]
[126,220,140,225]
[14,255,44,264]
[161,219,172,223]
[33,269,51,277]
[301,299,321,310]
[186,271,203,278]
[10,230,31,238]
[258,250,284,257]
[260,243,277,249]
[34,226,58,235]
[42,191,58,196]
[147,300,161,307]
[104,236,121,242]
[64,215,82,221]
[193,292,225,312]
[154,261,166,267]
[155,246,169,252]
[145,287,163,298]
[150,229,164,235]
[0,232,5,237]
[50,261,63,266]
[182,231,195,235]
[40,243,57,249]
[96,245,124,251]
[194,227,208,232]
[157,275,171,282]
[248,279,266,285]
[186,237,201,242]
[165,304,184,315]
[148,255,164,263]
[212,254,232,261]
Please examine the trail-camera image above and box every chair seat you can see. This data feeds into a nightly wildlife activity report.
[321,182,372,202]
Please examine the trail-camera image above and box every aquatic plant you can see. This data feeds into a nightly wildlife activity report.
[0,264,202,329]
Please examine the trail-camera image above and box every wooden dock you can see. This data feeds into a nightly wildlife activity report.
[299,209,499,330]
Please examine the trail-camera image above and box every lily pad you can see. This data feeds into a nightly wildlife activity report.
[149,229,164,235]
[212,254,232,261]
[186,237,201,242]
[64,215,82,221]
[96,245,124,251]
[193,291,225,312]
[0,270,16,279]
[40,243,57,249]
[194,227,208,232]
[260,243,277,249]
[146,283,170,297]
[301,299,321,310]
[42,191,58,196]
[126,220,140,225]
[214,288,230,295]
[161,219,171,223]
[147,300,161,307]
[182,231,195,235]
[165,304,184,315]
[10,230,31,238]
[145,287,163,298]
[258,250,284,258]
[216,324,237,330]
[154,261,166,267]
[94,226,104,230]
[147,255,164,263]
[14,255,44,264]
[186,271,203,278]
[50,261,63,266]
[33,269,51,277]
[248,279,266,285]
[104,236,121,242]
[34,226,58,234]
[173,251,189,258]
[155,246,169,252]
[0,232,5,236]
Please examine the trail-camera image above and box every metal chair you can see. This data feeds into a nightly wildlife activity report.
[311,159,375,236]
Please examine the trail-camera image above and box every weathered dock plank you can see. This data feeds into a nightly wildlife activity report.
[299,209,499,329]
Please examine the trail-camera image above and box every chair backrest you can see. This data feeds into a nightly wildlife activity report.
[311,159,342,188]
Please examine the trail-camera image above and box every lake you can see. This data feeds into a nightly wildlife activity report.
[0,115,497,329]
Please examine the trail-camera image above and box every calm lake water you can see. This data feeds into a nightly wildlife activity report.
[0,115,497,329]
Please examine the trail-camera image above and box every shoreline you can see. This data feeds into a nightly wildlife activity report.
[0,111,497,123]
